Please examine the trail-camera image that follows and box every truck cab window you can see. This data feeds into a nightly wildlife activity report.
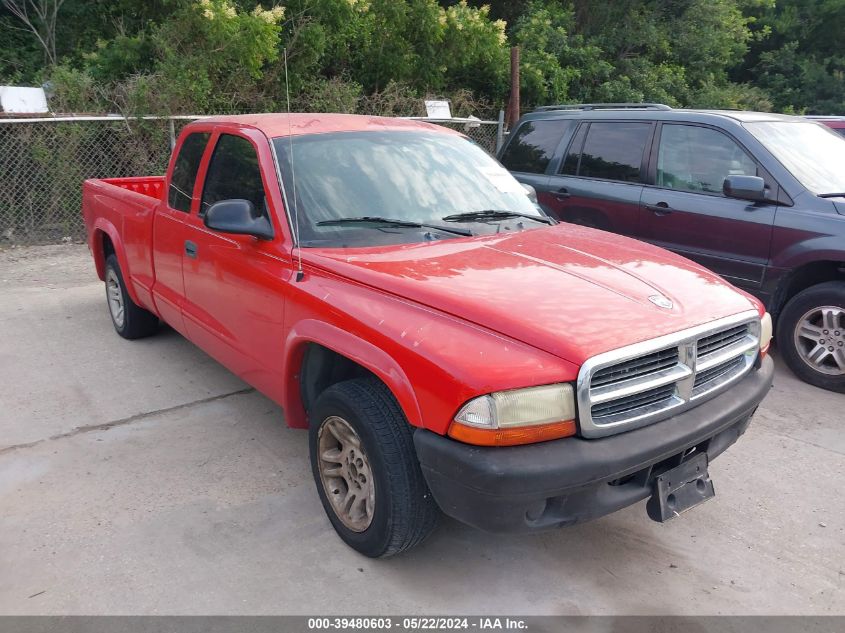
[201,134,267,216]
[168,132,210,212]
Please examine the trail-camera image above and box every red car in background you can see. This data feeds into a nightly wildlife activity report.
[807,116,845,137]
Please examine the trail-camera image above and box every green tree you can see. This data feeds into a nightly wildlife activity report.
[8,0,844,117]
[738,0,845,113]
[511,0,771,110]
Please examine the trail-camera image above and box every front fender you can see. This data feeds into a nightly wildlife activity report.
[771,235,845,272]
[282,319,423,430]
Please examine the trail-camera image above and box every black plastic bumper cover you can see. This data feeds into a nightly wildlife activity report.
[414,355,774,533]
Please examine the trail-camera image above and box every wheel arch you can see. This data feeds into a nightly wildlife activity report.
[771,260,845,320]
[90,220,145,307]
[282,320,423,431]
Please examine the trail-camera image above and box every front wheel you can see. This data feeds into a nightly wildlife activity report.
[308,377,439,557]
[776,281,845,393]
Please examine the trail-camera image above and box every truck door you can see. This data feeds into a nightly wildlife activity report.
[180,130,295,401]
[640,123,777,291]
[151,131,210,334]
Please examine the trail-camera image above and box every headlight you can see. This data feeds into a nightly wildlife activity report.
[760,312,773,356]
[448,383,576,446]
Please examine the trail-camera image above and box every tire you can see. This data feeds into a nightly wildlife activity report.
[308,377,439,557]
[776,281,845,393]
[104,254,159,340]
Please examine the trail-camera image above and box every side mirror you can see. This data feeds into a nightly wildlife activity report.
[723,175,766,203]
[204,199,274,240]
[521,182,538,203]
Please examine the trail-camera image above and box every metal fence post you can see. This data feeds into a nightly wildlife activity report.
[495,109,505,155]
[168,118,177,151]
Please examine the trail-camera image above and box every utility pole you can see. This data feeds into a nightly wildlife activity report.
[505,46,520,130]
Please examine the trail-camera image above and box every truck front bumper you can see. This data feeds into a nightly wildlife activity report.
[414,355,774,533]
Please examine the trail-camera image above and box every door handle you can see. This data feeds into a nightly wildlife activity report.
[553,188,571,201]
[646,202,673,216]
[185,240,198,258]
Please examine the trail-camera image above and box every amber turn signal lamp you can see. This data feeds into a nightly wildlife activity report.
[759,312,773,358]
[448,419,576,447]
[449,383,577,446]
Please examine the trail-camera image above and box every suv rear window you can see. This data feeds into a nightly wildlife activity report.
[563,122,652,183]
[500,119,570,174]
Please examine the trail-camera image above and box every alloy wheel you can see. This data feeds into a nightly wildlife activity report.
[793,305,845,376]
[106,269,125,328]
[317,415,375,532]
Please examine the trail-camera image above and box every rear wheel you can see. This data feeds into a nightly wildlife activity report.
[308,377,439,557]
[104,254,159,339]
[776,281,845,393]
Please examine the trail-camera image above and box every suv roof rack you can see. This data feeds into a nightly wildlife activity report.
[534,103,673,112]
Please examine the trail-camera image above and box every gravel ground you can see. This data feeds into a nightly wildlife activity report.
[0,244,842,615]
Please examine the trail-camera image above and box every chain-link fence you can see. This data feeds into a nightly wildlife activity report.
[0,115,504,245]
[406,116,504,155]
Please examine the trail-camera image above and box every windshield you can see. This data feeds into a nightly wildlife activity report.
[744,121,845,195]
[273,131,545,247]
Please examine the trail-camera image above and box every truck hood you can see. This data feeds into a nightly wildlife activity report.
[305,225,759,365]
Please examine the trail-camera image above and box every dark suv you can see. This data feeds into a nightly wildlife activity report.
[500,103,845,392]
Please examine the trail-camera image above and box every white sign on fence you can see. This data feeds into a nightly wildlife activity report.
[0,86,49,114]
[424,100,452,119]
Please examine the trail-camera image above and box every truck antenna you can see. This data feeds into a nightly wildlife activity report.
[284,48,304,282]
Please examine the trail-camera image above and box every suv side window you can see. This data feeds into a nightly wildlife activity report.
[500,119,570,174]
[201,134,267,215]
[574,122,652,183]
[657,124,757,194]
[560,123,588,175]
[168,132,210,212]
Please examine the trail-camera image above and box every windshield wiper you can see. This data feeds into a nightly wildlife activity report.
[316,216,472,236]
[818,192,845,198]
[442,210,555,225]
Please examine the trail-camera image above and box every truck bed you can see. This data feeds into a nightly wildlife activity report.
[100,176,165,200]
[82,176,165,314]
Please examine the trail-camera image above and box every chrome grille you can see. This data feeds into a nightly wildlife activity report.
[591,384,676,419]
[577,312,761,438]
[591,347,679,387]
[697,324,749,356]
[692,356,745,396]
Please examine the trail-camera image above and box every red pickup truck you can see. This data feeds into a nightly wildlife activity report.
[83,114,774,557]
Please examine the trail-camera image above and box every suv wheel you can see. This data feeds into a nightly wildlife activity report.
[308,377,439,557]
[776,281,845,392]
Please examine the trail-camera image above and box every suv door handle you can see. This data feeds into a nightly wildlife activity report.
[646,202,673,216]
[185,240,198,258]
[553,188,571,201]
